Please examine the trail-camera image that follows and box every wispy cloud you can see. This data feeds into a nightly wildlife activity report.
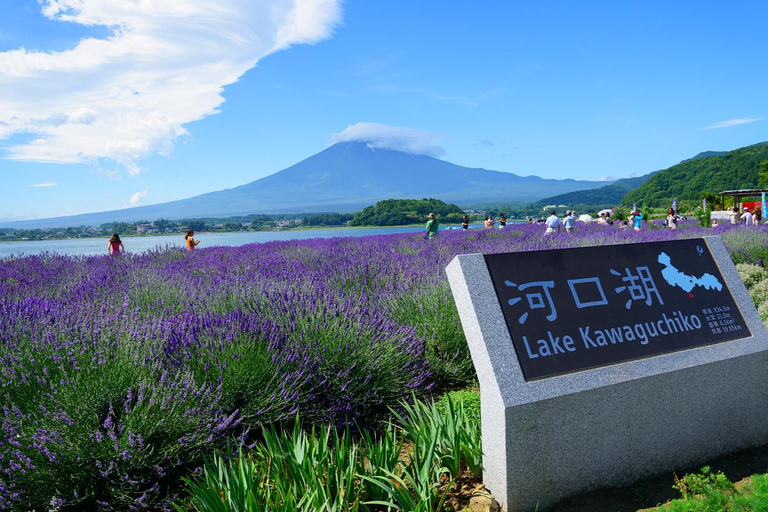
[431,88,504,106]
[475,140,495,147]
[28,181,57,187]
[0,0,342,173]
[701,117,765,130]
[330,122,446,157]
[128,188,150,207]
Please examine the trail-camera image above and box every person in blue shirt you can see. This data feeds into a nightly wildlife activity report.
[630,210,643,231]
[563,210,577,233]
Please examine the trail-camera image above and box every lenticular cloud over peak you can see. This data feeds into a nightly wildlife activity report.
[330,122,446,157]
[0,0,342,174]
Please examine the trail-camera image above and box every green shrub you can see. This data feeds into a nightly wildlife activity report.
[435,388,481,427]
[670,466,734,511]
[736,263,768,289]
[387,282,476,389]
[721,229,768,265]
[758,302,768,324]
[2,331,233,509]
[749,279,768,307]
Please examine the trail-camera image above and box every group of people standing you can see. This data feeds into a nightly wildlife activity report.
[482,214,507,229]
[544,210,578,234]
[423,202,765,240]
[535,208,646,235]
[107,230,200,256]
[729,206,763,226]
[426,212,511,240]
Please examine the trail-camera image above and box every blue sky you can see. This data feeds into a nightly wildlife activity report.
[0,0,766,221]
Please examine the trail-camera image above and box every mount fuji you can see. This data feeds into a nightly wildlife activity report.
[3,142,609,228]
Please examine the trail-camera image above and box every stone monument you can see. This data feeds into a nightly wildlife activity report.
[445,236,768,511]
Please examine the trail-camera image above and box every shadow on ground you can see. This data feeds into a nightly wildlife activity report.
[546,443,768,511]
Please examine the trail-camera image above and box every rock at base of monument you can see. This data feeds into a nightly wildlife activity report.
[468,490,501,512]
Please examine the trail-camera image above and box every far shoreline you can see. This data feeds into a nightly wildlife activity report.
[1,221,498,243]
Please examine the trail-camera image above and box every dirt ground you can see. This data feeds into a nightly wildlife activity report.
[540,443,768,511]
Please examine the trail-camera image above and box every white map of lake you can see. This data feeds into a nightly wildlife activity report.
[658,251,723,293]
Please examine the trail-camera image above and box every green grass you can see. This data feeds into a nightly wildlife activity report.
[657,467,768,511]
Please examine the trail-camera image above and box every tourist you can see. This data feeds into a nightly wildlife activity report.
[728,207,738,224]
[462,214,469,230]
[619,220,628,230]
[107,233,125,256]
[527,217,534,224]
[499,213,507,229]
[666,208,677,230]
[740,207,753,226]
[185,230,201,251]
[544,210,560,235]
[755,209,762,225]
[711,219,719,229]
[484,215,495,229]
[426,212,439,241]
[563,210,576,233]
[630,210,643,232]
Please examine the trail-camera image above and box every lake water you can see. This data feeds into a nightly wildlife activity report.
[0,224,475,258]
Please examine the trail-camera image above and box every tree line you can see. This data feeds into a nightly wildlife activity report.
[349,198,467,226]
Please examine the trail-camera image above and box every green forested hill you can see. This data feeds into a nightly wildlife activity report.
[531,174,655,210]
[349,198,465,226]
[622,142,768,207]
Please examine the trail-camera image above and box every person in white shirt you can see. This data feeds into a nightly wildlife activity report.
[740,207,753,226]
[544,210,560,235]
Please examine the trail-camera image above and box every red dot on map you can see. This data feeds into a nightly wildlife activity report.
[689,293,694,298]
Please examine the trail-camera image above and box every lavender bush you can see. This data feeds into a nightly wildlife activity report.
[1,221,765,508]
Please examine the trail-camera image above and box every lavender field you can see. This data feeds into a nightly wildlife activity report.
[1,222,767,509]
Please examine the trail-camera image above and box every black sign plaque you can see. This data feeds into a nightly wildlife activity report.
[484,238,750,381]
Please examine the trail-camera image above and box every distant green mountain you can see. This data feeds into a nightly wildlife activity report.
[531,174,655,210]
[622,142,768,207]
[679,150,726,163]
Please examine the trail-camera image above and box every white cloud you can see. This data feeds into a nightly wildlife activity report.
[330,122,446,157]
[0,0,342,171]
[597,175,615,182]
[28,182,58,187]
[128,188,150,207]
[701,117,765,130]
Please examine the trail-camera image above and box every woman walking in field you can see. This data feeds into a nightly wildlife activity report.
[666,208,677,230]
[108,233,125,256]
[185,230,200,251]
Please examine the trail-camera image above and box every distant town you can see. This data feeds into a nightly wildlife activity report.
[0,199,500,243]
[0,213,356,242]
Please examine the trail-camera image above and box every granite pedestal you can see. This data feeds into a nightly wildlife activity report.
[445,236,768,511]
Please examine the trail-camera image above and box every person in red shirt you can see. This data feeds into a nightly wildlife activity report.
[108,233,125,256]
